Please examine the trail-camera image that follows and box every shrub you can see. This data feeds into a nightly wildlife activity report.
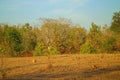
[80,41,99,54]
[13,43,23,56]
[33,42,47,56]
[48,46,60,55]
[102,37,116,53]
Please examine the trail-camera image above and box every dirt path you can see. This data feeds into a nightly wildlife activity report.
[9,65,120,80]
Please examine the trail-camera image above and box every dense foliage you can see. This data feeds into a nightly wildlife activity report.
[0,11,120,57]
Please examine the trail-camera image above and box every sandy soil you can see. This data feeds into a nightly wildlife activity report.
[0,54,120,80]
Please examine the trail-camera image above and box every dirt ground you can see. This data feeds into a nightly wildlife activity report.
[0,54,120,80]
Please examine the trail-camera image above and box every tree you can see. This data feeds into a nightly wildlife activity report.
[110,11,120,52]
[33,42,47,56]
[103,37,116,53]
[21,23,37,55]
[101,25,116,53]
[68,26,86,53]
[80,23,102,53]
[40,18,71,54]
[3,26,23,56]
[110,11,120,34]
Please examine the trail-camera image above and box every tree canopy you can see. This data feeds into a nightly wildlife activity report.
[0,12,120,57]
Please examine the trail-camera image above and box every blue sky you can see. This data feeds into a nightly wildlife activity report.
[0,0,120,28]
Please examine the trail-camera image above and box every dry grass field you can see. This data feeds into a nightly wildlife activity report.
[0,54,120,80]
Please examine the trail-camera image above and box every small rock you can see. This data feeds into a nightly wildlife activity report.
[32,59,36,63]
[92,65,97,70]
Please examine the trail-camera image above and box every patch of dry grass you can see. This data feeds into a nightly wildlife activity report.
[0,54,120,80]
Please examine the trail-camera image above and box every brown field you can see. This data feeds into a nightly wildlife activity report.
[0,54,120,80]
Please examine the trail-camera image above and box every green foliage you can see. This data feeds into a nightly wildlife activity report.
[1,12,120,57]
[2,26,23,56]
[110,11,120,34]
[29,39,37,50]
[0,47,5,53]
[21,23,37,52]
[80,41,99,54]
[33,42,60,56]
[110,11,120,52]
[3,27,22,44]
[48,46,60,55]
[103,37,116,53]
[68,27,86,53]
[8,52,14,57]
[13,43,23,53]
[33,42,47,56]
[81,23,102,53]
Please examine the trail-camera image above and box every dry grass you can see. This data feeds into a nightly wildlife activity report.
[0,54,120,80]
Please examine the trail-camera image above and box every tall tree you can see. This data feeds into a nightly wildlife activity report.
[110,11,120,34]
[3,26,23,56]
[21,23,37,53]
[110,11,120,52]
[68,26,86,53]
[40,18,71,54]
[80,23,102,53]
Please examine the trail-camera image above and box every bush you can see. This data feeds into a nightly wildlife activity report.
[48,46,60,55]
[33,42,47,56]
[103,37,116,53]
[80,41,99,54]
[33,42,60,56]
[14,44,22,52]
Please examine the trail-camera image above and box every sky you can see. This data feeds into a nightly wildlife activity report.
[0,0,120,29]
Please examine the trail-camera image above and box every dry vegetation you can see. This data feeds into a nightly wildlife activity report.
[0,54,120,80]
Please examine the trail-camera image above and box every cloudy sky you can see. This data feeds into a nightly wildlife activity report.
[0,0,120,28]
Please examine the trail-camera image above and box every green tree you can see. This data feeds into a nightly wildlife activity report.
[3,26,23,56]
[110,11,120,52]
[103,37,116,53]
[69,27,86,53]
[110,11,120,34]
[21,23,37,55]
[80,23,102,53]
[33,42,47,56]
[101,25,116,53]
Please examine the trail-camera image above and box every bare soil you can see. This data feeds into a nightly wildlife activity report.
[0,54,120,80]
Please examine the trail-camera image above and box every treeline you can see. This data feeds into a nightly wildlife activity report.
[0,11,120,57]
